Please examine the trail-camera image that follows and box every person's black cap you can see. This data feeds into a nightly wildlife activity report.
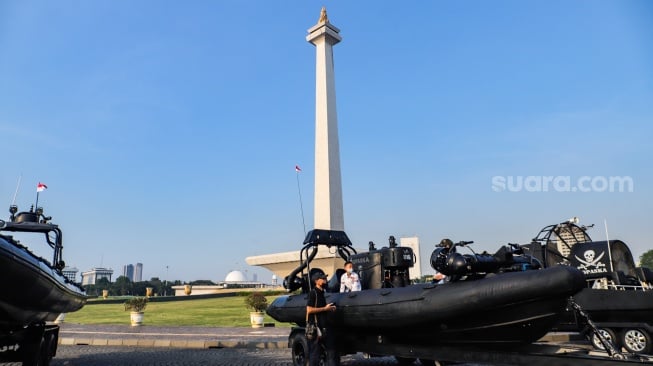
[311,272,327,283]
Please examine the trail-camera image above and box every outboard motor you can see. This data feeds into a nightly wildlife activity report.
[351,236,414,289]
[430,239,541,281]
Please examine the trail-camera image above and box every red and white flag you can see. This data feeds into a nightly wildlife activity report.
[295,165,302,172]
[37,182,48,192]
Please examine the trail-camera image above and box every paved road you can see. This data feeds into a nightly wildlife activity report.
[2,346,487,366]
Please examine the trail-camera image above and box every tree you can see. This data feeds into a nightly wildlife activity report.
[113,275,133,296]
[83,277,110,296]
[149,277,163,295]
[190,280,215,286]
[640,250,653,269]
[96,277,110,288]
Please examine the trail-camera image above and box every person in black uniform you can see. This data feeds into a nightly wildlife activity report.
[306,272,338,366]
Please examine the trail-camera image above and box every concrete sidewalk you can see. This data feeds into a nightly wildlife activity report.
[58,323,290,349]
[58,323,584,349]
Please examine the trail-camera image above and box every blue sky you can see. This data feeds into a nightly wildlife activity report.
[1,1,651,283]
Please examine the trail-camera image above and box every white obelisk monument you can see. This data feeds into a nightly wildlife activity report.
[307,7,344,231]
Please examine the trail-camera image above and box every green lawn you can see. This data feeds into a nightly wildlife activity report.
[65,296,291,327]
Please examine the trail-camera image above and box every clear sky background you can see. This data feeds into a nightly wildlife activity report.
[1,1,651,283]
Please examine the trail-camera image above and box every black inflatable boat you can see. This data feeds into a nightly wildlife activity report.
[267,229,586,346]
[0,205,86,328]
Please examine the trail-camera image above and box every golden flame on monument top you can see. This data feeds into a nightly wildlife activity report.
[319,7,328,23]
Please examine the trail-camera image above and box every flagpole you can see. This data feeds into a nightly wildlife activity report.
[35,182,47,210]
[296,167,307,236]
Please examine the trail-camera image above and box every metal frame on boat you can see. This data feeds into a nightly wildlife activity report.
[526,219,653,355]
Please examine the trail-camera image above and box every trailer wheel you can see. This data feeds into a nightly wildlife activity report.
[291,333,310,366]
[590,328,618,351]
[39,332,56,366]
[394,356,417,365]
[21,336,44,366]
[622,328,652,354]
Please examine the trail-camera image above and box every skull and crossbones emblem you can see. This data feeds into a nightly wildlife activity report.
[575,249,606,270]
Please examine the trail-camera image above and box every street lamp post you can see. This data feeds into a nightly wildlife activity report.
[165,265,169,296]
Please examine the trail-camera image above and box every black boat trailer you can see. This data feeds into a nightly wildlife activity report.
[0,322,59,366]
[362,341,653,366]
[288,326,653,366]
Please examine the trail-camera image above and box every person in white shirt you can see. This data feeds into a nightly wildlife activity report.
[340,261,362,292]
[432,271,447,285]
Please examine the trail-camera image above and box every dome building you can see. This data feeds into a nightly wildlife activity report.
[220,270,261,289]
[224,270,247,283]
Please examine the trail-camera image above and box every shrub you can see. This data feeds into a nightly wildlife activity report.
[244,292,268,312]
[124,297,148,312]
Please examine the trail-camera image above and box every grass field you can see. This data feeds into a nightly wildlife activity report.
[65,296,291,327]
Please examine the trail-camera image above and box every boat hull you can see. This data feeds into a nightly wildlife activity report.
[0,236,87,328]
[268,266,585,345]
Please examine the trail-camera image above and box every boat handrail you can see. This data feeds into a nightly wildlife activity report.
[590,281,650,291]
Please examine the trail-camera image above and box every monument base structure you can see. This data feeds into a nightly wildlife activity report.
[171,284,268,296]
[246,249,350,280]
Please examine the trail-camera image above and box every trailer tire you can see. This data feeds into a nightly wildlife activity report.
[21,336,44,366]
[40,332,56,366]
[622,328,652,354]
[291,332,310,366]
[590,328,618,351]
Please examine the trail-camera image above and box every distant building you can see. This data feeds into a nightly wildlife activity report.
[217,270,261,289]
[121,262,143,282]
[122,264,134,281]
[134,263,143,282]
[400,237,422,279]
[171,270,265,296]
[62,267,79,283]
[225,270,247,283]
[81,267,114,286]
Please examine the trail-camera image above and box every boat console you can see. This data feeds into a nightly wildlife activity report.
[350,236,415,289]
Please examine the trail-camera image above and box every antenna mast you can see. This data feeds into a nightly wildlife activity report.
[604,219,614,272]
[11,175,22,206]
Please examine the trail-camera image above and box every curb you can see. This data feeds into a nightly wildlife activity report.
[58,332,583,349]
[59,337,287,349]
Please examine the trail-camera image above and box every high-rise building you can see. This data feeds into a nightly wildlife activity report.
[134,263,143,282]
[122,264,134,281]
[121,262,144,282]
